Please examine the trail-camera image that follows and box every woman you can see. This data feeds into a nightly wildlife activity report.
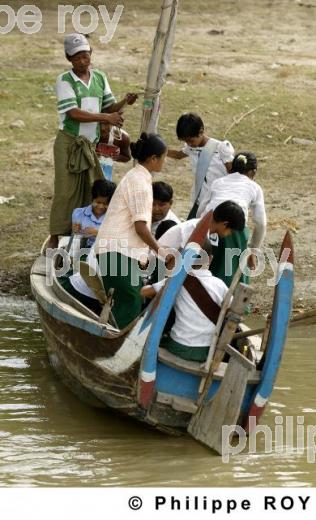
[95,133,168,329]
[202,152,267,287]
[47,33,137,250]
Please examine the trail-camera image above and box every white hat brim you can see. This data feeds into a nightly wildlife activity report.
[67,44,91,56]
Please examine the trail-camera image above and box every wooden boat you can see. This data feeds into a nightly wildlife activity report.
[30,214,294,454]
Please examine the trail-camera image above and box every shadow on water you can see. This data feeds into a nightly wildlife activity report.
[0,295,316,487]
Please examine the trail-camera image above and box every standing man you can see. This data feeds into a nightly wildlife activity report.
[48,34,137,250]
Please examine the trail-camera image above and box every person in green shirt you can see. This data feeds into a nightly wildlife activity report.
[47,33,137,250]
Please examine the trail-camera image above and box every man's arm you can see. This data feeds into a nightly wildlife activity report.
[249,187,267,249]
[168,149,187,160]
[67,108,123,125]
[105,93,138,113]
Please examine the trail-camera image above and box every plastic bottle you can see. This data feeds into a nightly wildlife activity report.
[98,155,113,181]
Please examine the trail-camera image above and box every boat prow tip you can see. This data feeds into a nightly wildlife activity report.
[280,229,294,265]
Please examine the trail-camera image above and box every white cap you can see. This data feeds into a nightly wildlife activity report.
[64,33,91,57]
[218,140,235,163]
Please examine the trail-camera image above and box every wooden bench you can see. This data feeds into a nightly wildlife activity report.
[158,347,261,384]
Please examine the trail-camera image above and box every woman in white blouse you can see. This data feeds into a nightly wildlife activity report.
[200,151,267,287]
[95,133,168,329]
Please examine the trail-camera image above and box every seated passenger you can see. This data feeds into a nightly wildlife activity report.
[155,220,177,241]
[151,181,180,238]
[141,249,228,362]
[155,201,245,282]
[72,179,116,247]
[58,248,102,316]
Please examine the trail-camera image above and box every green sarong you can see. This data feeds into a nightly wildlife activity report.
[210,228,250,287]
[50,130,103,235]
[58,275,102,316]
[160,336,209,362]
[98,252,142,329]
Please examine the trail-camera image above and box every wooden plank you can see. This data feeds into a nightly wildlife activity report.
[156,392,197,414]
[201,266,243,374]
[52,276,99,322]
[189,346,256,454]
[188,284,253,439]
[30,255,47,276]
[200,284,253,396]
[158,347,261,383]
[158,348,207,376]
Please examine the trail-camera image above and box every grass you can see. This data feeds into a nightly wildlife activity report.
[0,1,315,308]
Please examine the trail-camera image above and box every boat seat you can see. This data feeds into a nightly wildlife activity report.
[158,347,261,383]
[156,392,198,414]
[158,348,207,376]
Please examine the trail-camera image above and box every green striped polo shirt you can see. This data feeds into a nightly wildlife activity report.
[56,69,116,143]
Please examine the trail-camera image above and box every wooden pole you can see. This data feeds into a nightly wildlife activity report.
[139,0,178,135]
[233,309,316,341]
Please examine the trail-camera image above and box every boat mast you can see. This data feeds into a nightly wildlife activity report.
[139,0,178,135]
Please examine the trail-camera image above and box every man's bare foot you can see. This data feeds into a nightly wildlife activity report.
[46,235,59,250]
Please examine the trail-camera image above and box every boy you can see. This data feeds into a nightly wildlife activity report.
[168,113,234,218]
[154,200,245,283]
[158,200,245,252]
[151,181,180,238]
[141,243,228,362]
[72,179,116,247]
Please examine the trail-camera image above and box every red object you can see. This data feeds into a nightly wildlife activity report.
[96,143,120,158]
[139,380,155,409]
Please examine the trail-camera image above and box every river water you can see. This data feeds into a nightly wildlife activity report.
[0,295,315,487]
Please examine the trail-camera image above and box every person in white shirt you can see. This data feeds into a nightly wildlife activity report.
[150,200,245,284]
[151,181,181,238]
[200,151,267,287]
[197,140,235,216]
[157,200,245,250]
[141,251,228,362]
[167,113,234,219]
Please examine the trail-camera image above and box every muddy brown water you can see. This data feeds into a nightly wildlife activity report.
[0,296,315,487]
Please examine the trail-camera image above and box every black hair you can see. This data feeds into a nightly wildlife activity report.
[201,238,213,257]
[213,200,245,232]
[153,181,173,203]
[130,132,167,163]
[155,220,177,240]
[232,152,257,175]
[176,113,204,140]
[92,179,116,201]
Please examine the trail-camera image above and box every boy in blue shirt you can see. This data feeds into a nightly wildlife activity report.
[72,179,116,247]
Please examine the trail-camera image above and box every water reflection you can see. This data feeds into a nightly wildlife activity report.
[0,296,315,486]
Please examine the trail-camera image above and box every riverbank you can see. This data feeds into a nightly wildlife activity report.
[0,0,315,312]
